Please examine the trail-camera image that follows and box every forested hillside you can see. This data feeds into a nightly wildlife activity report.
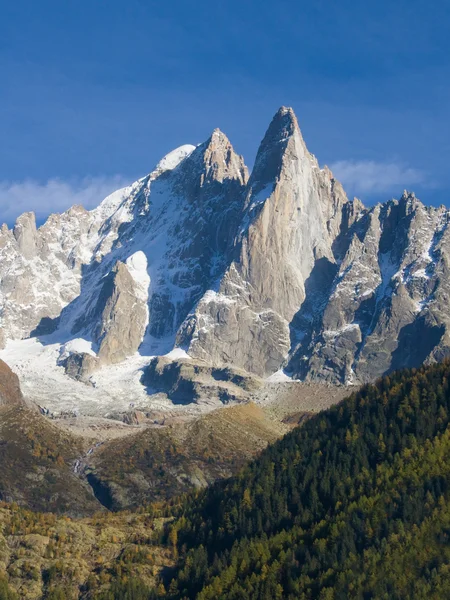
[163,361,450,599]
[3,362,450,599]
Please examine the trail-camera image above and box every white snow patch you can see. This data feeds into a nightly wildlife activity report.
[359,289,374,298]
[59,338,96,361]
[377,253,398,298]
[248,183,275,212]
[0,337,180,417]
[323,323,360,340]
[345,367,357,386]
[414,298,431,313]
[156,145,195,173]
[267,369,293,382]
[164,348,192,360]
[201,289,236,305]
[126,251,150,301]
[412,268,430,280]
[92,184,135,222]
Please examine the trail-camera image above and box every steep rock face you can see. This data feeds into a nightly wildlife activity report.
[60,251,150,368]
[13,212,38,259]
[290,193,450,383]
[0,359,25,406]
[182,108,349,376]
[94,257,149,365]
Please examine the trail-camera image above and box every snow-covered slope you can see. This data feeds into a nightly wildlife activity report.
[1,106,450,416]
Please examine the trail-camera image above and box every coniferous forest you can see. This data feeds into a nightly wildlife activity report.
[161,361,450,599]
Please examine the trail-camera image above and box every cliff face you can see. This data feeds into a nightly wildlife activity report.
[288,194,450,384]
[1,106,450,393]
[0,359,25,407]
[182,107,349,376]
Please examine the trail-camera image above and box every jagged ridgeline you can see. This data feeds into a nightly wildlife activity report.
[1,107,450,398]
[162,361,450,599]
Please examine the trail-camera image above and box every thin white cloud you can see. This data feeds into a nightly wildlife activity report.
[329,159,425,195]
[0,176,129,225]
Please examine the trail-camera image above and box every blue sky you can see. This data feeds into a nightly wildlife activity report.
[1,0,450,223]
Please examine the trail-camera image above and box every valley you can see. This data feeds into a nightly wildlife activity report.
[0,356,348,514]
[0,361,450,598]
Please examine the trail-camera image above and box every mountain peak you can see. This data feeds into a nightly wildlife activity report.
[248,106,303,193]
[399,189,422,214]
[269,105,299,137]
[400,190,417,202]
[204,128,232,152]
[275,105,297,119]
[211,127,227,138]
[13,211,38,259]
[191,128,248,186]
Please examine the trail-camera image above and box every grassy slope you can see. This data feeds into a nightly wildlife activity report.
[88,403,287,510]
[0,406,100,516]
[0,396,312,515]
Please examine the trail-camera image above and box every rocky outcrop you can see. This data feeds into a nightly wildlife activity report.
[64,252,150,367]
[289,193,450,383]
[62,352,99,385]
[141,357,263,404]
[94,258,149,365]
[122,409,147,425]
[13,212,38,259]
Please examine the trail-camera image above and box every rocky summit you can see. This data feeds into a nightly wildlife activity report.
[1,107,450,414]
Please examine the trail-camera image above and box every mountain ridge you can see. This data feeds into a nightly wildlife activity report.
[1,106,450,415]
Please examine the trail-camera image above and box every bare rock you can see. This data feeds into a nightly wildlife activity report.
[0,359,25,406]
[62,352,99,385]
[122,410,146,425]
[141,356,263,405]
[184,107,349,377]
[95,256,149,365]
[13,212,37,259]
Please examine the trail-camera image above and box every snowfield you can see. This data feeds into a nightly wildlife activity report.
[0,337,196,418]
